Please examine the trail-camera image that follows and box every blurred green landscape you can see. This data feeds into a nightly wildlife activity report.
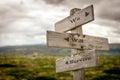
[0,44,120,80]
[0,55,120,80]
[0,43,120,56]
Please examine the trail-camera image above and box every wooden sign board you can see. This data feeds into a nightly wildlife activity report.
[55,5,94,32]
[56,50,98,73]
[47,31,109,50]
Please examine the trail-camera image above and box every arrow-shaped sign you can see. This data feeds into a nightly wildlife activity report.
[47,31,109,50]
[55,5,94,32]
[56,49,98,73]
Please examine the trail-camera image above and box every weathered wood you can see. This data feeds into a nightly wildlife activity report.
[56,49,98,73]
[73,69,85,80]
[47,31,109,50]
[71,25,85,80]
[70,8,85,80]
[71,27,85,80]
[55,5,94,32]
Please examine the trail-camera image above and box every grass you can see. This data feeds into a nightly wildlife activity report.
[85,55,120,80]
[0,54,120,80]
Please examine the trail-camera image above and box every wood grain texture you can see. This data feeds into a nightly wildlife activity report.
[73,69,85,80]
[70,8,85,80]
[55,5,94,32]
[56,49,98,73]
[47,31,109,50]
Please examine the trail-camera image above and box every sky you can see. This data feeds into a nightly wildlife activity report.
[0,0,120,47]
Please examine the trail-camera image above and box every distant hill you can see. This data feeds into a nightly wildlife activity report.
[110,43,120,48]
[0,43,120,56]
[0,44,71,56]
[109,43,120,53]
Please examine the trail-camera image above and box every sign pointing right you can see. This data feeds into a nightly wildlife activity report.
[55,5,94,32]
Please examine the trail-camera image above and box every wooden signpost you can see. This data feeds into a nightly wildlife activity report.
[46,5,109,80]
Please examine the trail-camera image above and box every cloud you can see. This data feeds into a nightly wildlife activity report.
[0,0,120,46]
[96,0,120,22]
[93,0,120,43]
[0,33,46,46]
[43,0,101,7]
[0,0,69,46]
[0,1,27,32]
[43,0,64,5]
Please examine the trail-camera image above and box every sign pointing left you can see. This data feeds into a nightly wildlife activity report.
[47,31,109,50]
[56,49,98,73]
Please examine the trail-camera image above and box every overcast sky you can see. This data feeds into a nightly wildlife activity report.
[0,0,120,47]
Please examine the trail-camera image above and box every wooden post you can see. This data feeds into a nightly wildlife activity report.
[70,8,85,80]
